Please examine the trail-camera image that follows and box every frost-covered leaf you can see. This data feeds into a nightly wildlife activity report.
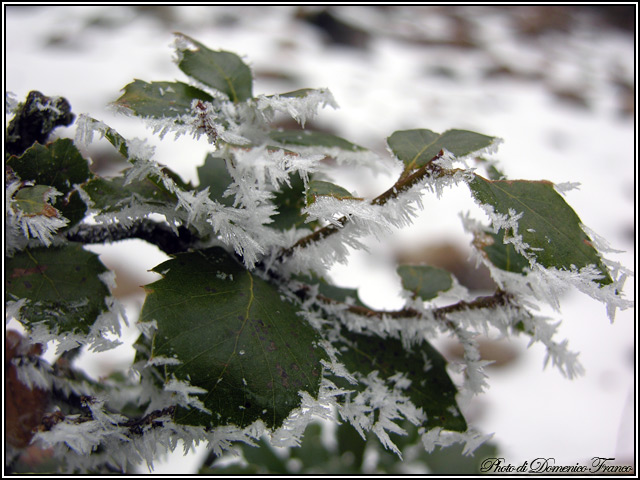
[174,33,253,103]
[114,80,213,118]
[387,129,496,169]
[13,185,62,218]
[82,174,178,213]
[468,175,612,284]
[75,115,129,159]
[306,180,359,205]
[332,330,467,432]
[140,247,327,429]
[397,265,454,301]
[270,173,312,230]
[270,130,366,152]
[7,140,90,194]
[474,231,529,274]
[277,88,322,99]
[7,139,92,226]
[295,273,366,307]
[196,154,234,206]
[5,245,111,335]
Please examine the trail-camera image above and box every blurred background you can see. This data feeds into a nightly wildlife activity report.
[5,5,636,474]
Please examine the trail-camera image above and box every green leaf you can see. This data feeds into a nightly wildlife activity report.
[196,154,234,206]
[5,245,111,335]
[270,173,313,230]
[270,130,366,152]
[397,265,454,301]
[241,437,289,474]
[332,330,467,432]
[294,273,366,307]
[475,231,530,274]
[82,174,178,213]
[7,139,92,196]
[468,175,612,284]
[174,33,253,103]
[79,116,129,158]
[115,80,213,118]
[387,129,496,169]
[13,185,61,218]
[277,88,323,98]
[306,180,359,205]
[140,247,327,429]
[421,441,499,474]
[7,139,91,227]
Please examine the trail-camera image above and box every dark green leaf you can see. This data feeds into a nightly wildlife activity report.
[174,33,253,102]
[82,175,177,213]
[422,441,499,474]
[270,173,312,230]
[5,245,111,335]
[289,423,330,469]
[306,180,359,205]
[7,139,91,196]
[140,247,327,429]
[7,139,91,227]
[475,231,530,274]
[468,175,612,284]
[331,330,467,432]
[295,273,365,307]
[115,80,213,118]
[387,129,495,169]
[270,130,366,152]
[397,265,454,301]
[241,438,289,474]
[196,154,234,206]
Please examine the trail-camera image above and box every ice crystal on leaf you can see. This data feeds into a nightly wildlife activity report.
[256,88,338,128]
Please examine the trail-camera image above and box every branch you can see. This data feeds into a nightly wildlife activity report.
[277,151,457,260]
[315,288,513,321]
[64,219,196,255]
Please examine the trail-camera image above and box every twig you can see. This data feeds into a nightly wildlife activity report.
[64,219,196,255]
[277,151,455,260]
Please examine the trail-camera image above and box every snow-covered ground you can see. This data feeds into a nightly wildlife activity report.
[5,5,636,473]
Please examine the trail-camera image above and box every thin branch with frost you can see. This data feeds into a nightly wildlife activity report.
[277,151,461,264]
[64,219,196,255]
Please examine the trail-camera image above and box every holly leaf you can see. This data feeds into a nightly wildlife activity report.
[331,330,467,432]
[174,33,253,103]
[114,80,213,118]
[397,265,454,300]
[468,175,612,284]
[140,247,327,429]
[387,129,496,170]
[5,245,111,335]
[270,130,366,152]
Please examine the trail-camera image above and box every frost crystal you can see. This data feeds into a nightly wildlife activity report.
[6,91,19,115]
[164,376,212,415]
[256,88,338,127]
[6,183,70,248]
